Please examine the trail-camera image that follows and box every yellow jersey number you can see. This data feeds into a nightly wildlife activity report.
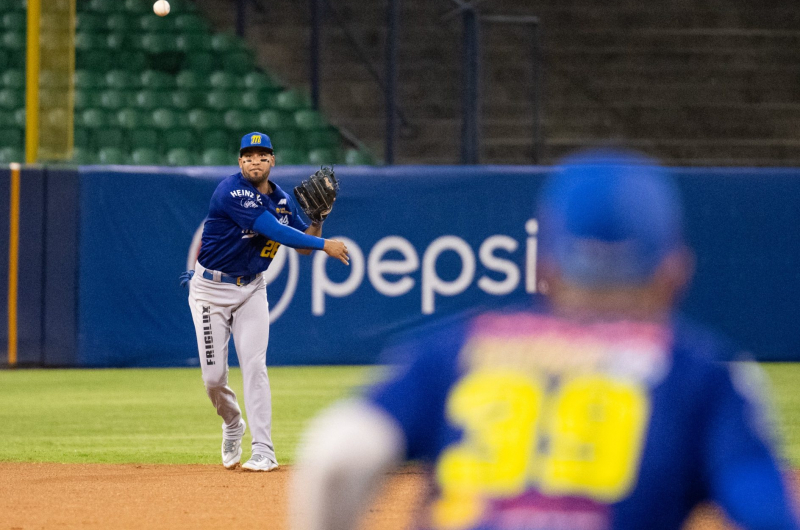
[433,369,650,529]
[260,239,281,259]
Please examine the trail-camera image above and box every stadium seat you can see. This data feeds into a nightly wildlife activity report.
[73,127,91,148]
[257,109,292,130]
[187,109,225,130]
[269,130,302,150]
[166,148,195,166]
[209,71,238,90]
[74,70,105,89]
[224,109,254,132]
[138,33,178,54]
[133,90,160,110]
[98,90,128,111]
[274,149,305,165]
[0,127,22,149]
[163,129,195,150]
[138,13,174,32]
[97,147,128,164]
[0,110,13,127]
[243,72,280,91]
[105,33,126,52]
[294,109,328,130]
[176,70,210,89]
[116,108,152,129]
[1,32,24,52]
[140,70,175,89]
[70,147,96,164]
[175,14,209,33]
[184,53,215,74]
[307,128,341,149]
[152,108,178,129]
[170,91,201,110]
[12,108,23,127]
[176,34,210,53]
[223,51,255,75]
[105,13,132,32]
[77,50,113,72]
[76,108,110,129]
[130,148,161,165]
[0,49,7,71]
[122,0,150,15]
[76,13,103,32]
[127,129,159,150]
[75,32,105,52]
[240,91,271,111]
[200,129,229,151]
[344,148,376,165]
[116,51,149,73]
[273,90,312,112]
[307,148,341,166]
[202,148,230,165]
[91,128,125,150]
[1,70,23,89]
[206,91,239,111]
[88,0,121,14]
[210,33,244,53]
[0,147,23,164]
[0,89,23,110]
[1,11,24,30]
[106,70,141,90]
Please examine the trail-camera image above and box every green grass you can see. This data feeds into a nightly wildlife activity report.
[0,363,798,466]
[0,366,375,465]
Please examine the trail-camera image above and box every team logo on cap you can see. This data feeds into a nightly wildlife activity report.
[251,135,262,144]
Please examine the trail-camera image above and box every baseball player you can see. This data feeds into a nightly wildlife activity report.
[184,132,348,471]
[291,150,799,529]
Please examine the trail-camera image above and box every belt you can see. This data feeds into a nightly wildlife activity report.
[201,270,259,286]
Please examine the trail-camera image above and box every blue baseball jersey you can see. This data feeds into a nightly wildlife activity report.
[368,311,798,530]
[198,173,309,277]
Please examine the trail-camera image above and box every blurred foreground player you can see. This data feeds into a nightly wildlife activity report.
[184,132,348,472]
[291,150,799,530]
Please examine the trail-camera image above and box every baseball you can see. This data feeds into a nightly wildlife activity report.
[153,0,170,16]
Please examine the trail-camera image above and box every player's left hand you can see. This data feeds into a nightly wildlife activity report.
[294,167,339,224]
[179,270,195,288]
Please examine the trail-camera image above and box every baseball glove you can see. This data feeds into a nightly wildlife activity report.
[293,166,339,224]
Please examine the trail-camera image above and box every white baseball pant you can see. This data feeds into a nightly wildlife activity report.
[188,261,277,463]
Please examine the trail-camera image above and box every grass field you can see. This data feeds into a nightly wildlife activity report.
[0,363,798,466]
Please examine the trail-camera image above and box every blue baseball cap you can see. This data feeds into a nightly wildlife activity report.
[537,149,684,287]
[240,132,273,155]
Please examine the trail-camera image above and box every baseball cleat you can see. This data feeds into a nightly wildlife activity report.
[222,420,246,469]
[242,454,279,472]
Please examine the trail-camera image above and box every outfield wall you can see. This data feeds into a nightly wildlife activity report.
[1,165,799,367]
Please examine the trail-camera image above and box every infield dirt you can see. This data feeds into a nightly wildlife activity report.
[0,462,762,530]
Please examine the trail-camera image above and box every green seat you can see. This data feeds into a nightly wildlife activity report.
[138,13,174,32]
[170,91,199,110]
[91,128,125,150]
[99,90,128,111]
[176,70,210,89]
[116,108,152,129]
[75,32,105,51]
[307,128,340,149]
[0,110,13,127]
[202,148,230,165]
[77,49,113,71]
[223,109,252,131]
[127,128,159,149]
[274,149,305,165]
[269,130,302,151]
[187,109,224,130]
[89,0,122,13]
[206,91,238,111]
[176,33,210,53]
[70,146,96,164]
[151,108,178,129]
[223,51,254,75]
[97,147,128,164]
[0,147,23,164]
[106,13,132,32]
[243,72,280,91]
[140,70,174,89]
[273,89,311,112]
[293,109,327,130]
[137,33,178,54]
[344,148,375,165]
[73,127,91,148]
[1,32,24,52]
[163,129,194,150]
[117,51,148,72]
[74,70,105,89]
[184,52,215,74]
[133,90,160,110]
[77,108,110,128]
[106,70,141,90]
[166,148,195,166]
[130,148,161,165]
[1,11,23,29]
[1,70,23,89]
[0,49,7,71]
[209,71,237,90]
[240,91,267,111]
[200,129,229,151]
[123,0,150,14]
[12,108,24,127]
[0,89,23,110]
[105,33,126,51]
[174,14,208,33]
[210,33,244,53]
[257,109,292,130]
[307,148,341,166]
[0,127,22,149]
